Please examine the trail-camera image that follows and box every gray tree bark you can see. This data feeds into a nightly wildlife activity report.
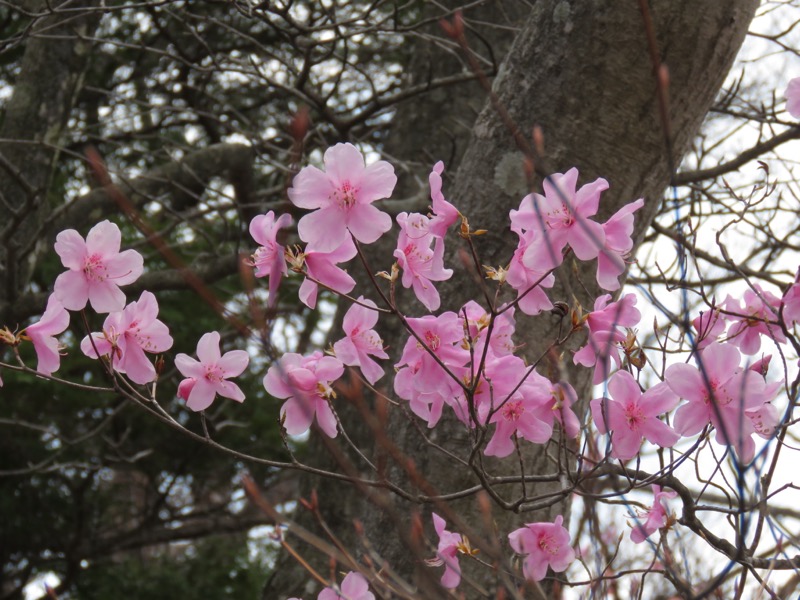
[0,1,101,321]
[266,0,759,598]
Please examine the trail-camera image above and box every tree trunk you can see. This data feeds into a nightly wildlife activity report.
[0,1,101,322]
[266,1,758,597]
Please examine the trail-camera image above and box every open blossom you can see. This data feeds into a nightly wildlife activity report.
[519,168,607,270]
[290,143,396,252]
[333,297,388,385]
[508,515,575,582]
[506,228,554,315]
[429,513,463,589]
[591,370,680,461]
[54,220,144,313]
[786,77,800,118]
[724,285,785,354]
[80,291,173,384]
[596,198,644,291]
[394,212,452,311]
[318,571,374,600]
[295,236,357,309]
[264,351,344,438]
[394,312,470,427]
[24,295,70,376]
[248,211,293,306]
[574,293,641,384]
[666,342,770,462]
[630,484,678,543]
[175,331,249,412]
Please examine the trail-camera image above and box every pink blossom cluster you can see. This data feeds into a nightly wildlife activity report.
[9,141,800,591]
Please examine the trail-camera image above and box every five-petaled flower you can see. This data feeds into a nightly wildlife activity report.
[53,220,144,313]
[263,351,344,438]
[508,515,576,582]
[175,331,249,412]
[248,211,293,306]
[591,370,680,461]
[630,484,678,543]
[333,296,388,385]
[80,291,173,384]
[290,143,396,253]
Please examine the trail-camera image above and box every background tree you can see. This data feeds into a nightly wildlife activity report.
[3,1,800,599]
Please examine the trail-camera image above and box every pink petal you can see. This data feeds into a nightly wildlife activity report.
[121,345,157,384]
[88,280,127,313]
[196,332,222,363]
[218,350,249,377]
[346,203,392,245]
[85,220,121,255]
[175,354,203,379]
[298,207,347,252]
[288,165,332,209]
[281,396,315,435]
[186,380,216,411]
[215,379,245,403]
[106,249,144,285]
[54,229,87,270]
[54,270,89,311]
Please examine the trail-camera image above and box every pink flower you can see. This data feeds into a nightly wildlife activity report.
[318,571,374,600]
[80,291,173,384]
[296,237,357,309]
[630,485,677,543]
[248,211,293,306]
[508,515,575,582]
[574,294,641,384]
[394,212,452,311]
[596,198,644,291]
[427,161,459,238]
[290,143,395,252]
[724,285,785,354]
[591,370,680,461]
[518,168,608,269]
[333,297,388,385]
[175,331,249,411]
[24,295,70,376]
[785,78,800,118]
[263,351,344,438]
[506,228,554,316]
[666,342,768,462]
[53,220,144,313]
[429,513,462,589]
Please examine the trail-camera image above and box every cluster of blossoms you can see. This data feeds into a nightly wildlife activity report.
[6,135,800,590]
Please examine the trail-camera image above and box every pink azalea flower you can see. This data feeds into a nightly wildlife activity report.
[175,331,249,412]
[427,161,459,238]
[333,297,388,385]
[785,78,800,118]
[518,168,608,269]
[53,220,144,313]
[297,236,358,309]
[429,513,463,589]
[596,198,644,291]
[318,571,374,600]
[530,380,581,439]
[574,294,641,384]
[506,229,554,315]
[508,515,576,582]
[724,285,785,355]
[590,370,680,461]
[630,484,678,543]
[394,312,470,427]
[394,212,453,311]
[24,295,70,376]
[248,211,293,306]
[290,143,396,252]
[80,291,173,384]
[263,351,344,438]
[666,342,768,462]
